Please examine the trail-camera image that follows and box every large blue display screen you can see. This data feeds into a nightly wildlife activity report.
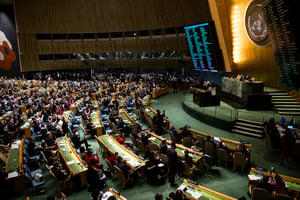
[184,22,224,72]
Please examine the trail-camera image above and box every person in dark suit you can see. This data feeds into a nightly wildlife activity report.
[182,150,193,167]
[115,156,134,183]
[70,129,90,149]
[51,162,70,181]
[156,110,165,135]
[167,142,178,187]
[159,139,168,155]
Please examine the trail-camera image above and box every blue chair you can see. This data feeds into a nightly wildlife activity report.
[25,171,45,188]
[24,163,43,179]
[23,149,41,161]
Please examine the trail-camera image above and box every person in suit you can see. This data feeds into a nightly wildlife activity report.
[159,139,168,155]
[182,150,193,167]
[167,142,178,187]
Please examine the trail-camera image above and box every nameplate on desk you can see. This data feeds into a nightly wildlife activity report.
[8,171,18,178]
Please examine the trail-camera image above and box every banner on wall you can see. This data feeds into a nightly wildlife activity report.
[0,5,20,77]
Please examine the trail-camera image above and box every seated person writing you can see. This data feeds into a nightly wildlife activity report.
[191,141,202,152]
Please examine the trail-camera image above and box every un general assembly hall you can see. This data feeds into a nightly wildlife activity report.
[0,0,300,200]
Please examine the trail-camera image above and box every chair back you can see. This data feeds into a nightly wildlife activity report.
[195,135,205,148]
[204,142,215,156]
[251,188,270,200]
[105,159,116,177]
[275,194,293,200]
[182,137,192,148]
[217,148,229,162]
[160,153,169,168]
[181,162,195,178]
[233,152,247,167]
[114,165,128,188]
[136,139,146,154]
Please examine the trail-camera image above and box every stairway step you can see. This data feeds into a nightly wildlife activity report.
[233,125,263,133]
[232,129,263,138]
[276,108,300,111]
[278,111,300,116]
[273,101,300,105]
[271,95,293,98]
[272,98,296,101]
[267,92,289,96]
[237,118,262,125]
[235,122,262,129]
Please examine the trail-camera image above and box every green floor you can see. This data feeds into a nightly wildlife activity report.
[10,90,300,200]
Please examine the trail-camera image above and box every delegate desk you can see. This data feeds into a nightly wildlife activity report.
[97,134,145,171]
[119,108,137,132]
[57,136,88,187]
[189,128,252,154]
[248,168,300,196]
[151,87,169,99]
[90,110,104,136]
[146,130,204,169]
[6,139,26,192]
[144,106,170,130]
[178,179,237,200]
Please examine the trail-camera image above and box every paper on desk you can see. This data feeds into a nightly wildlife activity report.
[8,171,18,178]
[178,185,186,191]
[186,189,202,199]
[67,160,75,165]
[101,191,114,200]
[248,174,262,181]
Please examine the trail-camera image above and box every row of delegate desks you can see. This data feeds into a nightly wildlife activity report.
[178,179,237,200]
[56,135,88,187]
[90,110,104,136]
[145,130,204,169]
[189,128,252,155]
[151,87,169,99]
[6,139,26,192]
[248,168,300,196]
[97,133,146,171]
